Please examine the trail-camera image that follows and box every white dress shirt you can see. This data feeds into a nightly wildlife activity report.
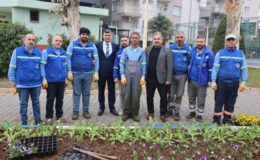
[103,41,112,57]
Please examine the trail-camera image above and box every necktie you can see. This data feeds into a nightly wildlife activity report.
[106,43,109,57]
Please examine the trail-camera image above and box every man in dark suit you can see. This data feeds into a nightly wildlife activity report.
[96,29,119,116]
[145,32,172,123]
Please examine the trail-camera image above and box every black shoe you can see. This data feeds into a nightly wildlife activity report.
[83,112,91,119]
[72,112,79,120]
[212,120,221,126]
[121,114,129,122]
[222,119,234,126]
[97,110,104,116]
[22,121,27,125]
[186,112,196,120]
[110,110,119,116]
[196,115,203,123]
[173,112,180,121]
[34,119,42,125]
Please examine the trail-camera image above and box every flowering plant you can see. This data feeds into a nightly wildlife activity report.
[233,114,260,126]
[3,140,38,158]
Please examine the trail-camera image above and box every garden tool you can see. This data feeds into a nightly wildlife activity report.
[72,147,118,160]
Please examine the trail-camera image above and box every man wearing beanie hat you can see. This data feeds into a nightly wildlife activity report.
[96,29,119,116]
[211,33,248,125]
[67,27,99,120]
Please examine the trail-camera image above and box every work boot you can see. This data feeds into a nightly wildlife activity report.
[83,112,91,119]
[165,110,173,117]
[160,115,167,123]
[212,115,221,126]
[56,117,67,123]
[132,115,140,122]
[186,112,196,120]
[45,118,53,125]
[72,112,79,120]
[121,114,129,122]
[196,115,203,123]
[34,119,42,125]
[21,121,27,125]
[146,113,154,120]
[173,112,180,121]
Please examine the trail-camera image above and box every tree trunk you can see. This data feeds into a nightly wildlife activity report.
[63,0,80,41]
[225,0,244,39]
[52,0,81,41]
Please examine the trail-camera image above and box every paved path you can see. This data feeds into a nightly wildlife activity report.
[247,58,260,69]
[0,87,259,126]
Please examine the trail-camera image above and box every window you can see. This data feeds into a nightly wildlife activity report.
[172,6,182,16]
[244,6,250,17]
[30,10,39,23]
[112,0,119,11]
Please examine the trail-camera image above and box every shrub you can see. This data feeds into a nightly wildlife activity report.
[0,22,32,78]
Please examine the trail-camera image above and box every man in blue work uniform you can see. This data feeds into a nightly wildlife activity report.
[113,36,129,115]
[120,32,146,122]
[41,35,67,124]
[8,33,43,125]
[211,34,248,125]
[186,36,214,122]
[67,27,99,120]
[168,31,192,121]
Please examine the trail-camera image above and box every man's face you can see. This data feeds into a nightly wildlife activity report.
[130,34,139,46]
[120,37,129,47]
[175,33,185,46]
[103,32,112,43]
[52,35,63,49]
[80,33,89,43]
[24,34,36,48]
[225,38,237,48]
[153,35,163,47]
[196,38,205,50]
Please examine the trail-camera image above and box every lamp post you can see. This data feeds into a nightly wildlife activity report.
[187,0,192,44]
[142,0,148,49]
[99,20,103,41]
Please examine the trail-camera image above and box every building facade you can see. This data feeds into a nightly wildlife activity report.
[0,0,108,48]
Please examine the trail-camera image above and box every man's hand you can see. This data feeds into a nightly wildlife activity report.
[140,78,145,87]
[165,81,171,85]
[67,70,73,81]
[239,83,246,92]
[93,72,99,82]
[12,85,18,95]
[210,82,217,91]
[42,79,48,89]
[121,75,127,86]
[65,79,68,88]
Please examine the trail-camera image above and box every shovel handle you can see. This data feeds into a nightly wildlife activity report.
[72,147,108,160]
[94,152,118,160]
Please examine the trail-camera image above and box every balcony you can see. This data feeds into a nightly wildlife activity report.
[157,0,170,3]
[115,6,141,18]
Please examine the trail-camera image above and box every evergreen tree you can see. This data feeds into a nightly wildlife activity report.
[212,15,246,54]
[148,13,173,42]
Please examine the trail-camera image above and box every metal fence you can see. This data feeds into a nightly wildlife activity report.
[172,17,260,57]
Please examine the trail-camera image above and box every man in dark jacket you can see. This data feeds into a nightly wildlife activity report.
[96,29,119,116]
[186,36,214,122]
[145,32,172,123]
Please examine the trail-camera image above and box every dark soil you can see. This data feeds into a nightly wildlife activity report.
[1,136,259,160]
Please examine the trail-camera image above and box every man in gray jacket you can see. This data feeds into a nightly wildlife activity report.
[145,32,172,122]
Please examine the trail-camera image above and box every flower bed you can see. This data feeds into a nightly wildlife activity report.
[0,121,259,160]
[233,114,260,126]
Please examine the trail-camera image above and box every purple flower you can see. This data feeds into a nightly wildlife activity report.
[232,144,238,150]
[201,155,207,160]
[2,148,7,152]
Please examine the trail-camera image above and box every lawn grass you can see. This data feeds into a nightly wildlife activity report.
[247,68,260,88]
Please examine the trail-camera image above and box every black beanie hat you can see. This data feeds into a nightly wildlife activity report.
[79,27,91,35]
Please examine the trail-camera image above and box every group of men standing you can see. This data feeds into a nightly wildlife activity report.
[8,27,247,125]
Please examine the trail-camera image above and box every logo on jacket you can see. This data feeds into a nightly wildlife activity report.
[35,64,39,69]
[236,63,241,68]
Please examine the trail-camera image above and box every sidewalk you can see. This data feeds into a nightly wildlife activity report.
[0,87,259,126]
